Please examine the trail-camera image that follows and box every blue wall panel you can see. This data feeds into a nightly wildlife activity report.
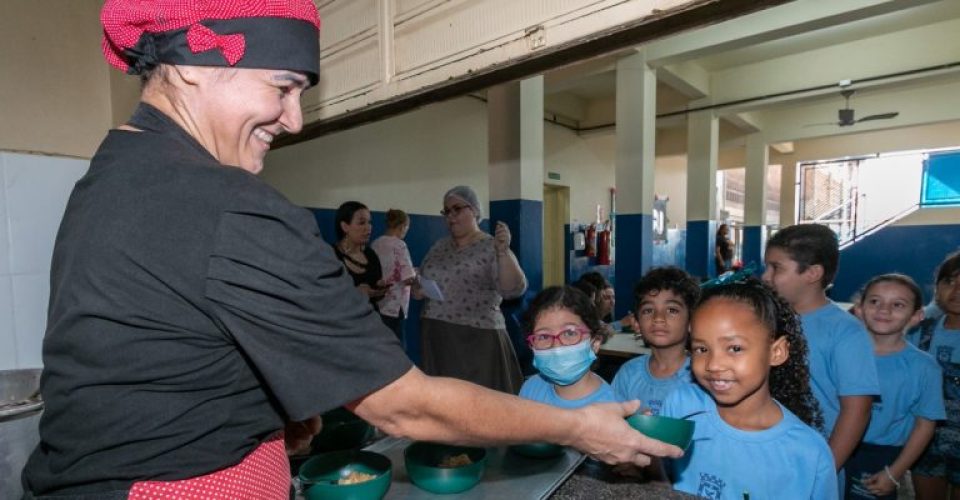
[833,223,960,304]
[614,213,652,317]
[685,219,717,281]
[742,225,765,275]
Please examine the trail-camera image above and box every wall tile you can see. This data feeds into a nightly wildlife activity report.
[0,275,17,369]
[5,153,87,274]
[0,154,11,276]
[12,273,47,368]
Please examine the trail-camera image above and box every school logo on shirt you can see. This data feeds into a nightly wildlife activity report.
[697,472,725,499]
[939,346,953,365]
[647,399,663,415]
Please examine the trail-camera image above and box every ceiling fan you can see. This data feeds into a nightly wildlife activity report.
[805,89,900,127]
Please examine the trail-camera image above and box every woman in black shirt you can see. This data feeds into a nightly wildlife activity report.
[333,201,386,306]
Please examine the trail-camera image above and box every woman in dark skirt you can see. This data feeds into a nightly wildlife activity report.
[416,186,527,394]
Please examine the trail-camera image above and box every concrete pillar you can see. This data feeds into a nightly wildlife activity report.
[743,133,769,272]
[684,106,719,280]
[488,75,544,294]
[780,160,797,228]
[613,51,657,317]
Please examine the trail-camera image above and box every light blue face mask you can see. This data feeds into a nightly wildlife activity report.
[532,340,596,386]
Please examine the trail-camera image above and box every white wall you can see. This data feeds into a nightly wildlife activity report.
[0,152,87,370]
[263,97,489,213]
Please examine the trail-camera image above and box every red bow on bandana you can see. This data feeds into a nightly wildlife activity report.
[186,24,246,66]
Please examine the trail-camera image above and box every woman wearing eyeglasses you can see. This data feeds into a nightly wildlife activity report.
[416,185,527,394]
[519,285,615,408]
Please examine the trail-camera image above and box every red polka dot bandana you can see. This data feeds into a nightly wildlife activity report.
[128,433,290,500]
[101,0,321,85]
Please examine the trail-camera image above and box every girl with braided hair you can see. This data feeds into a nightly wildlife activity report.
[661,278,836,499]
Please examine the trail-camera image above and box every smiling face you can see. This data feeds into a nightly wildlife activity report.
[189,67,308,174]
[635,289,689,349]
[690,298,787,413]
[861,280,923,337]
[341,209,373,246]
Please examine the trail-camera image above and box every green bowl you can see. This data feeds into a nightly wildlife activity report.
[404,442,487,494]
[508,442,565,459]
[299,450,391,500]
[312,407,374,453]
[625,414,695,450]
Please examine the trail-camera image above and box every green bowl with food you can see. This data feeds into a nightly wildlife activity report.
[508,442,565,459]
[404,442,487,494]
[625,413,695,450]
[299,450,392,500]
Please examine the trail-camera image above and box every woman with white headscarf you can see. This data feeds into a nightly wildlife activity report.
[417,186,527,394]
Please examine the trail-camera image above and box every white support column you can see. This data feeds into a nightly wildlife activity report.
[613,51,657,315]
[743,133,769,269]
[487,75,544,291]
[685,105,719,279]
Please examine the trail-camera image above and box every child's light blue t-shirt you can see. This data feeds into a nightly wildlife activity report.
[864,343,944,445]
[801,302,880,437]
[611,355,691,415]
[663,383,838,500]
[519,373,617,409]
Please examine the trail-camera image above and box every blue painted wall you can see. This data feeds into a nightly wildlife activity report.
[832,222,960,304]
[614,213,653,318]
[652,229,687,270]
[742,225,765,275]
[685,219,717,281]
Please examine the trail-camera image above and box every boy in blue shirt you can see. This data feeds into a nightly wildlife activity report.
[848,274,944,499]
[763,224,880,473]
[612,267,698,415]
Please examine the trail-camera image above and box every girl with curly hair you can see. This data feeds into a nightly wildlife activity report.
[661,278,836,499]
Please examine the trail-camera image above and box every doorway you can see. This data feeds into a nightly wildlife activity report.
[543,184,570,287]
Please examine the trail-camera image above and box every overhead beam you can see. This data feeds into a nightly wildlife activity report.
[657,60,710,98]
[709,16,960,110]
[644,0,939,67]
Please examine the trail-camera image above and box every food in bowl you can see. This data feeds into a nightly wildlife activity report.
[438,453,473,468]
[337,471,377,485]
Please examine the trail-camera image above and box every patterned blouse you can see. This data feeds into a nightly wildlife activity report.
[371,235,415,318]
[420,235,526,330]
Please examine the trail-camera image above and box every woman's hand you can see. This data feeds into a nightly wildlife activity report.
[284,416,322,455]
[494,221,511,254]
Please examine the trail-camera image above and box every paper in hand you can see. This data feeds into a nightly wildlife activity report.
[418,277,445,301]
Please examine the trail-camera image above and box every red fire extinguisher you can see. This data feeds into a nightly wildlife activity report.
[585,224,597,257]
[597,229,611,265]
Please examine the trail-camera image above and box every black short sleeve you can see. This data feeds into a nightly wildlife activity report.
[206,205,412,421]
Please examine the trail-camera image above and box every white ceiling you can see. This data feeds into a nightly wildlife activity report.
[541,0,960,143]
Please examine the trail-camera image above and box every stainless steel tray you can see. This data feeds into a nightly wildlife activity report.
[364,437,584,500]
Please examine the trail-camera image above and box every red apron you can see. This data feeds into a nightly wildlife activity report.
[128,433,289,500]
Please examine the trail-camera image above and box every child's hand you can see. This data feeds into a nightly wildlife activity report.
[862,470,897,496]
